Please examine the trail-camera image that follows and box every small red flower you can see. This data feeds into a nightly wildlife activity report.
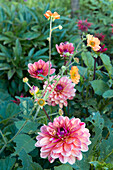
[97,44,107,53]
[77,19,92,32]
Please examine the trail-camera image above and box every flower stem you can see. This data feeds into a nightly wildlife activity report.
[43,107,52,122]
[93,57,97,80]
[103,150,113,162]
[48,18,52,82]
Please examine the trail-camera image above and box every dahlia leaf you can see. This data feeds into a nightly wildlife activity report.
[0,156,16,170]
[16,97,34,116]
[18,149,43,170]
[54,164,73,170]
[90,80,109,95]
[15,120,39,133]
[12,134,36,156]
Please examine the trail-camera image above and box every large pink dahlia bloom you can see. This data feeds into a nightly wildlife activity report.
[28,59,55,80]
[35,116,91,165]
[43,76,76,108]
[56,42,74,58]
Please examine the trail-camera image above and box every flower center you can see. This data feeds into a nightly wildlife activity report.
[90,41,95,46]
[37,99,45,107]
[36,68,43,74]
[55,84,63,92]
[57,127,69,138]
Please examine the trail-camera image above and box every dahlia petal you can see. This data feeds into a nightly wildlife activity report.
[81,143,89,152]
[40,137,50,145]
[64,143,72,152]
[67,155,76,165]
[40,151,49,158]
[73,137,81,146]
[59,155,68,164]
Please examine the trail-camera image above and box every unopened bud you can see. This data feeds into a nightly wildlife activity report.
[74,57,79,63]
[23,77,28,83]
[59,109,63,116]
[61,66,66,72]
[59,25,62,30]
[47,37,50,41]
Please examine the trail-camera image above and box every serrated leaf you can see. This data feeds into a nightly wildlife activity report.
[18,149,43,170]
[12,134,36,156]
[90,80,109,95]
[0,156,16,170]
[15,120,38,133]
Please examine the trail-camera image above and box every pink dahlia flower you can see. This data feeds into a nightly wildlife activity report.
[56,42,74,58]
[35,116,91,165]
[43,76,76,108]
[77,19,92,32]
[28,59,55,80]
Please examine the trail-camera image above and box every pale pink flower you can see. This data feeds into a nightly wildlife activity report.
[28,59,55,80]
[35,116,91,165]
[56,42,74,58]
[43,76,76,108]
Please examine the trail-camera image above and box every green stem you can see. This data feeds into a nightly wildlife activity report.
[33,105,40,120]
[0,130,7,144]
[48,18,52,82]
[103,150,113,162]
[93,57,97,80]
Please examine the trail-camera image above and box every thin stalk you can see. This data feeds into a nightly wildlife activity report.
[93,57,97,80]
[33,105,40,120]
[48,18,52,82]
[103,150,113,162]
[43,107,52,122]
[0,130,7,144]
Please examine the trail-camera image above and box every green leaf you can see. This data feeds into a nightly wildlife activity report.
[103,90,113,99]
[100,53,113,75]
[19,149,43,170]
[0,63,10,70]
[8,69,15,80]
[22,32,40,40]
[15,120,38,133]
[33,48,48,58]
[54,164,73,170]
[90,80,109,95]
[0,44,11,59]
[13,39,22,57]
[16,69,23,78]
[0,156,16,170]
[12,134,36,156]
[81,51,94,70]
[16,97,34,115]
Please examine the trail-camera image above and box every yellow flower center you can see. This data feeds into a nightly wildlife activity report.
[90,41,95,46]
[38,99,45,106]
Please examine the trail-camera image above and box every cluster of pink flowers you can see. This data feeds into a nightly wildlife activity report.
[56,42,74,58]
[43,76,76,108]
[77,19,92,32]
[35,116,91,165]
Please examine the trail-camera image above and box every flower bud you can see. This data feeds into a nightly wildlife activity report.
[59,25,62,30]
[23,77,28,83]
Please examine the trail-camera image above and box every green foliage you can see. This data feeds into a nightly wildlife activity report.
[19,149,43,170]
[0,156,16,170]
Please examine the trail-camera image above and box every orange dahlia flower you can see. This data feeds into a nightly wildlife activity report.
[44,10,60,20]
[87,34,101,51]
[70,66,80,84]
